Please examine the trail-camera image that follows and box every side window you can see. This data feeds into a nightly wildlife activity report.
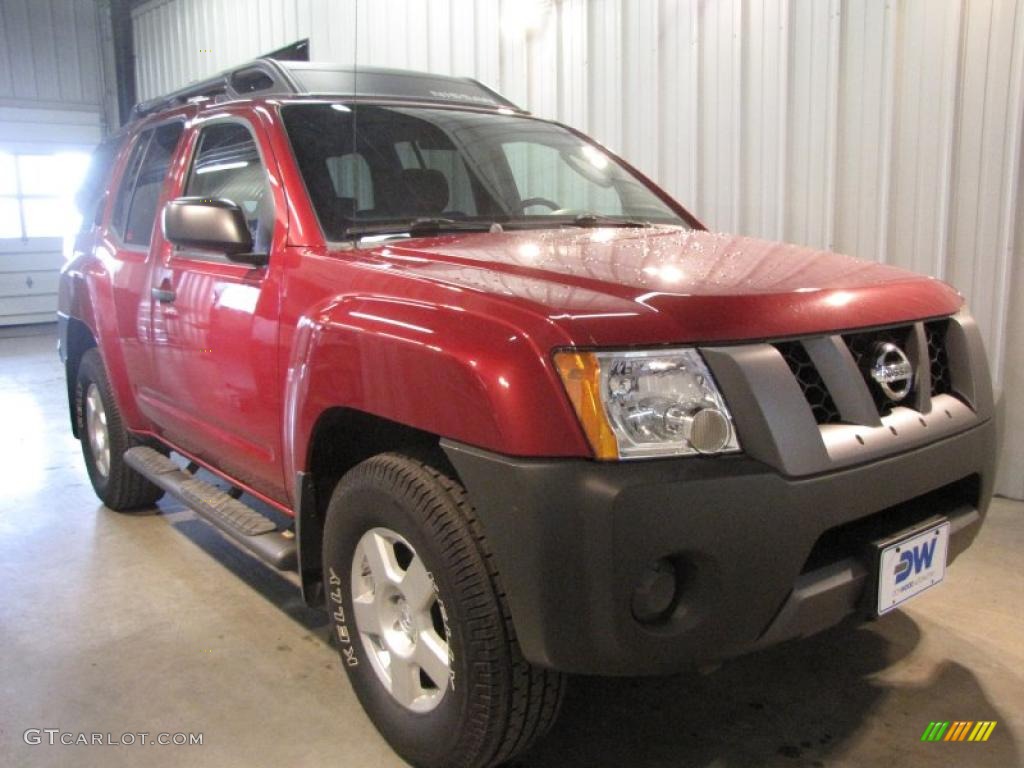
[123,122,184,246]
[110,131,151,238]
[185,122,274,255]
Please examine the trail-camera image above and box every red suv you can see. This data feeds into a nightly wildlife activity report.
[59,59,995,768]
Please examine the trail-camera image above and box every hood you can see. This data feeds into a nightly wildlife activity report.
[370,227,963,346]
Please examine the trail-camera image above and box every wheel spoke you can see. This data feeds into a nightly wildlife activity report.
[415,629,450,690]
[401,555,435,612]
[388,656,420,708]
[361,531,403,587]
[352,595,381,637]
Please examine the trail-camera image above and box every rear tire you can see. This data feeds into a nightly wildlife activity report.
[322,452,565,768]
[75,348,164,511]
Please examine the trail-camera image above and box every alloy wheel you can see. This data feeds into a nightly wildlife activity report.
[85,383,111,478]
[350,527,452,712]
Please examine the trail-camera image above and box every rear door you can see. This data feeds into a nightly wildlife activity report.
[143,114,287,504]
[99,121,185,406]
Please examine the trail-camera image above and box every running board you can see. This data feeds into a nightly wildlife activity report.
[124,446,297,571]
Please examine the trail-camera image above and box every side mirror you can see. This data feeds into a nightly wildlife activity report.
[162,197,263,264]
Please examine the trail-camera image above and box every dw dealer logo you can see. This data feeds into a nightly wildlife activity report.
[894,538,938,583]
[920,721,997,742]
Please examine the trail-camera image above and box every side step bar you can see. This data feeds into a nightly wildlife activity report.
[124,446,297,571]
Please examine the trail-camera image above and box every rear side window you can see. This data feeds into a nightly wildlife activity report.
[123,123,184,246]
[185,122,274,254]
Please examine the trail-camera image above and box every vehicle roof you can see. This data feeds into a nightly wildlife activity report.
[130,58,525,122]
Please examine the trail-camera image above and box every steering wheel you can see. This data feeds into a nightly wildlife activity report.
[513,197,560,214]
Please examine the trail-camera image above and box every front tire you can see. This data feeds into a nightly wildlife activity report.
[75,348,164,511]
[322,452,565,768]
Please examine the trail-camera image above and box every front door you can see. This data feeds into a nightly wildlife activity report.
[143,114,287,504]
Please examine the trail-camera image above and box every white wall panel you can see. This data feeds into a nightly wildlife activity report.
[0,0,110,326]
[132,0,1024,498]
[740,0,787,240]
[0,106,103,151]
[0,241,65,325]
[698,0,741,231]
[835,0,893,263]
[0,0,106,111]
[784,0,840,249]
[655,0,700,209]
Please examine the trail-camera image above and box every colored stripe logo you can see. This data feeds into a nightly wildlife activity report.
[921,721,997,742]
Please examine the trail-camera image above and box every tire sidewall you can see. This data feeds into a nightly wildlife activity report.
[76,350,119,499]
[322,474,482,768]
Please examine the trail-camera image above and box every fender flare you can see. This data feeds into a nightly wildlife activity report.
[282,293,591,485]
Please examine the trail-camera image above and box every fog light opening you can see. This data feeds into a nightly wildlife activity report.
[631,558,678,624]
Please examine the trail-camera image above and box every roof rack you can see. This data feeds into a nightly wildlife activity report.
[130,59,299,120]
[130,59,526,122]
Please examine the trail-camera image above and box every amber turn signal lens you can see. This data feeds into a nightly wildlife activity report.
[553,351,619,460]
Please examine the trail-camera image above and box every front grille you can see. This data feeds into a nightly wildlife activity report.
[775,317,959,425]
[843,325,915,414]
[925,319,953,396]
[775,341,841,424]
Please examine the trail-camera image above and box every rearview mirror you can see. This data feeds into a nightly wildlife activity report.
[162,197,262,264]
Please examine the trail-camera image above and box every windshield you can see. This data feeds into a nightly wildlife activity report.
[280,104,689,241]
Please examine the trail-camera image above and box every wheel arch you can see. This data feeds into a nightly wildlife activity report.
[296,406,452,606]
[282,293,590,606]
[63,316,98,438]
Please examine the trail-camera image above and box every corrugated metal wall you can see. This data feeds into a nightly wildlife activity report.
[0,0,107,111]
[0,0,111,325]
[132,0,1024,498]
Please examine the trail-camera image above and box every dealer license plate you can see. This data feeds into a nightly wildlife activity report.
[877,521,950,615]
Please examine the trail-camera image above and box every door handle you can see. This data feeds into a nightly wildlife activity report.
[152,287,176,303]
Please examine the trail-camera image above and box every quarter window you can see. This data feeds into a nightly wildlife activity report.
[77,137,126,232]
[110,132,151,238]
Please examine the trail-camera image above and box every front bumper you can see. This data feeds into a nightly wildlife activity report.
[442,417,995,675]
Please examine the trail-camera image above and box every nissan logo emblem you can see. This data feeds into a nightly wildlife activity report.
[870,342,914,401]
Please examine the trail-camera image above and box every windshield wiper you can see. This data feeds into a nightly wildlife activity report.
[564,214,652,228]
[345,218,497,239]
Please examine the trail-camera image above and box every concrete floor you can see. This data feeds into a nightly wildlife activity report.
[0,324,1021,768]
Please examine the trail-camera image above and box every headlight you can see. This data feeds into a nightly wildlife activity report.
[554,348,741,459]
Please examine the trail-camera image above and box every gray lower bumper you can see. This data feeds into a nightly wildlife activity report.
[443,418,995,676]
